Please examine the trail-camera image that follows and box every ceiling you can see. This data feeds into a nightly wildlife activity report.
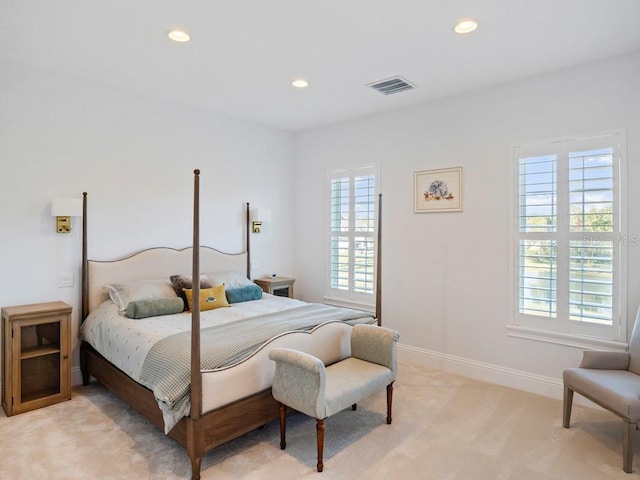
[2,0,640,132]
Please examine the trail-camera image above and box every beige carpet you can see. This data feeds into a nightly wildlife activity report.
[0,361,634,480]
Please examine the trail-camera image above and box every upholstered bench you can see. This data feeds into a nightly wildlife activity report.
[269,323,399,472]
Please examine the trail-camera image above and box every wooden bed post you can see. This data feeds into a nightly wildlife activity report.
[81,192,90,386]
[191,169,202,417]
[246,202,251,279]
[190,169,202,420]
[81,192,88,322]
[189,169,204,479]
[376,193,382,326]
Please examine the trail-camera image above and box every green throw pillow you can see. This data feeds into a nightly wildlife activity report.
[125,297,185,319]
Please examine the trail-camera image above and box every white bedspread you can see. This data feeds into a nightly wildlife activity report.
[79,293,308,384]
[80,294,375,432]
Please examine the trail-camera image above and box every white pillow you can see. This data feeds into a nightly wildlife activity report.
[207,271,254,289]
[107,279,177,315]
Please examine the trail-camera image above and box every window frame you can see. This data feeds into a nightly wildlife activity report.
[324,165,379,312]
[507,129,628,350]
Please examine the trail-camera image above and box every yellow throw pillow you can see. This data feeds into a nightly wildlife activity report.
[183,285,229,311]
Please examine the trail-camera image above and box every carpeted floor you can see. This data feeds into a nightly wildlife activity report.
[0,361,634,479]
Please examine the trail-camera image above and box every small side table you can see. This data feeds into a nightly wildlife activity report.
[1,301,72,416]
[254,277,295,298]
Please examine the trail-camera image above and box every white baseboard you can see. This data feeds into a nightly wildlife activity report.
[398,343,598,409]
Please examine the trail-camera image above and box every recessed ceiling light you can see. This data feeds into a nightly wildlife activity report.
[292,79,309,88]
[168,30,190,43]
[454,18,478,34]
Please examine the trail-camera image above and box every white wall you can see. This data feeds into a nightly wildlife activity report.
[0,59,295,378]
[293,51,640,399]
[2,50,638,402]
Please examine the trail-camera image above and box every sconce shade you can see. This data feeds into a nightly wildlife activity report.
[51,198,83,217]
[51,197,83,233]
[251,208,272,234]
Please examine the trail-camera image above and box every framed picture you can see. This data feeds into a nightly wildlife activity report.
[414,167,463,213]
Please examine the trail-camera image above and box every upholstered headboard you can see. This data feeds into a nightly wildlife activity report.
[87,246,247,313]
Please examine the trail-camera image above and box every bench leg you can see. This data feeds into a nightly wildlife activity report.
[623,421,634,473]
[563,386,573,428]
[316,419,325,472]
[352,403,357,411]
[386,382,394,425]
[279,403,287,450]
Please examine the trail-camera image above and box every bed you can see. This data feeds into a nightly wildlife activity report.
[79,170,383,479]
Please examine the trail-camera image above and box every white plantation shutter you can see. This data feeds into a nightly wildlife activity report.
[568,148,615,325]
[518,154,557,318]
[330,176,350,291]
[511,130,626,343]
[327,166,377,308]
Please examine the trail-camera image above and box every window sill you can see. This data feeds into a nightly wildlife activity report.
[506,325,627,351]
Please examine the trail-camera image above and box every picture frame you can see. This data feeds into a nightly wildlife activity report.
[414,167,463,213]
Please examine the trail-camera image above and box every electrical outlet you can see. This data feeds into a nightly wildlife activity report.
[58,272,74,288]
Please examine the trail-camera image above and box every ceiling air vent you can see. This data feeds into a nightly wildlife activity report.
[367,76,417,95]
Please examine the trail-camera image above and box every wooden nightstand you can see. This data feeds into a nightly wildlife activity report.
[2,301,72,416]
[254,277,295,298]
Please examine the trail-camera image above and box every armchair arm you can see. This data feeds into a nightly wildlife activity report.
[269,348,326,418]
[579,350,630,370]
[351,324,400,373]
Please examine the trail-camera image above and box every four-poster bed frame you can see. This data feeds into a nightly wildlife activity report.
[79,170,383,479]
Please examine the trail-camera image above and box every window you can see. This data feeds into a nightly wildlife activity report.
[509,130,628,346]
[326,166,378,310]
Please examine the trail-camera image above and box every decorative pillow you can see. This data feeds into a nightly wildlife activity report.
[226,284,263,304]
[170,274,213,309]
[107,280,177,315]
[183,285,230,311]
[208,271,254,289]
[125,297,185,319]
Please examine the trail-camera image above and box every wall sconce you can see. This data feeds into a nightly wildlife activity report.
[251,208,272,234]
[51,197,83,233]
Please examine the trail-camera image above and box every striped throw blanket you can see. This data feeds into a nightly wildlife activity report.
[139,303,373,416]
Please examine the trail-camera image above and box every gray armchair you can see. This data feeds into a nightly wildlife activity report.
[563,307,640,473]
